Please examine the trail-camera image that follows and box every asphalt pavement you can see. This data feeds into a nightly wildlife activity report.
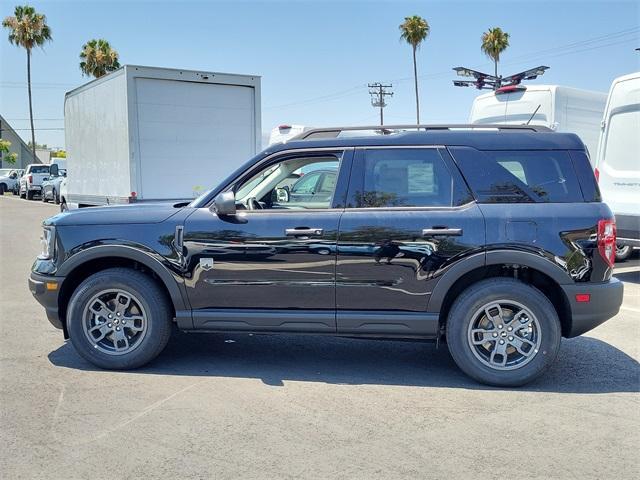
[1,194,638,480]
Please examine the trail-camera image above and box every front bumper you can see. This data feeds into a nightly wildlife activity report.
[29,272,65,331]
[562,277,624,337]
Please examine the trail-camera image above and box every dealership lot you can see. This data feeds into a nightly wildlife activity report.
[1,195,638,479]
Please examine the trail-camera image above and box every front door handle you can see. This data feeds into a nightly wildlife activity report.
[422,227,463,236]
[285,227,324,237]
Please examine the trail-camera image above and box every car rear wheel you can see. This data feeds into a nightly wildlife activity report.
[446,278,561,387]
[67,268,173,369]
[0,184,5,195]
[53,189,60,204]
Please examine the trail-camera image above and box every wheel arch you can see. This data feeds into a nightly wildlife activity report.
[57,246,189,336]
[428,250,573,337]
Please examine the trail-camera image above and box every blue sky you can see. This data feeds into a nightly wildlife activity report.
[1,0,638,149]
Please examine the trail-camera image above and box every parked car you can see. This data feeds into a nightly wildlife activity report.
[29,125,623,387]
[0,168,20,195]
[41,164,66,204]
[20,164,50,200]
[594,71,640,261]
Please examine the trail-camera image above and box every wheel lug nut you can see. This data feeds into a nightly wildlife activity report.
[108,323,112,327]
[499,339,505,345]
[116,327,120,331]
[498,325,503,329]
[122,320,127,324]
[117,312,121,316]
[108,314,113,319]
[492,332,498,338]
[507,327,512,332]
[508,336,514,341]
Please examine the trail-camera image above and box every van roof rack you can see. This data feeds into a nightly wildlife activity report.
[293,124,552,140]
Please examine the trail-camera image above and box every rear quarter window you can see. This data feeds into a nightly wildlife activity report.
[449,147,584,203]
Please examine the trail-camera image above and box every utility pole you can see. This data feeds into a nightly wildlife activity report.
[368,83,393,125]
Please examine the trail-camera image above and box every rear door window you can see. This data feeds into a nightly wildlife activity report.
[351,148,455,208]
[449,147,584,203]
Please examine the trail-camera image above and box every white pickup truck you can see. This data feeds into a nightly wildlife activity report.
[20,164,50,200]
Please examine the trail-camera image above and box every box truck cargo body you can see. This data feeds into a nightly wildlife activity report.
[64,65,261,207]
[595,72,640,255]
[469,85,606,161]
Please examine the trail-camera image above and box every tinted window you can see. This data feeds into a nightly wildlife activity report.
[450,147,584,203]
[354,148,454,208]
[29,165,50,174]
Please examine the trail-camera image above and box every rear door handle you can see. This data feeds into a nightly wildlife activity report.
[285,227,324,237]
[422,227,463,236]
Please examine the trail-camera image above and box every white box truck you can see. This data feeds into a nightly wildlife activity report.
[64,65,261,208]
[594,72,640,260]
[469,85,607,162]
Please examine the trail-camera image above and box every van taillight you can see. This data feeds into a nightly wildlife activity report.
[28,175,33,183]
[597,219,616,267]
[594,167,600,183]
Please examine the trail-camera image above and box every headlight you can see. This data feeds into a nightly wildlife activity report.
[38,226,56,260]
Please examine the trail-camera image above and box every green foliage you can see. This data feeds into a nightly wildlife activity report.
[0,139,10,154]
[79,39,120,78]
[0,140,17,165]
[399,15,430,50]
[481,27,510,77]
[2,4,52,51]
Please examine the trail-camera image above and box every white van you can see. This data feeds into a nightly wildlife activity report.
[595,72,640,260]
[268,124,310,146]
[469,85,607,162]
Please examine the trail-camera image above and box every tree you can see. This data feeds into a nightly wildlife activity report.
[399,15,430,125]
[79,39,120,78]
[481,27,510,79]
[3,5,52,163]
[0,139,18,165]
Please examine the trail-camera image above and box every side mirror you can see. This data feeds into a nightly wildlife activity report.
[210,191,236,216]
[49,164,59,177]
[275,187,290,203]
[10,173,17,179]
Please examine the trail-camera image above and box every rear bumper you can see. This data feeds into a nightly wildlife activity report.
[28,272,65,331]
[562,278,624,337]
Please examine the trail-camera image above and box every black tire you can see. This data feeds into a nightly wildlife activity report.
[12,187,18,196]
[0,184,6,195]
[67,268,173,369]
[26,190,34,200]
[53,189,60,205]
[615,244,633,262]
[41,190,48,202]
[60,200,68,212]
[446,278,561,387]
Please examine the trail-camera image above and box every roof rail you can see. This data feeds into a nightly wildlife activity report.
[293,124,552,140]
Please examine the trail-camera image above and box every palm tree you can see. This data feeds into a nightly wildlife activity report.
[399,15,430,125]
[79,39,120,78]
[481,27,510,79]
[3,5,52,162]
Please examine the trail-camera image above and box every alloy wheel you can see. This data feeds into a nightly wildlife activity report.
[467,300,542,370]
[82,289,148,356]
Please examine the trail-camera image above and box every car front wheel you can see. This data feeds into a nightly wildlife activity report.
[446,278,561,387]
[67,268,173,369]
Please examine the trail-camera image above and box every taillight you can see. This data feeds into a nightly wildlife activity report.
[594,167,600,183]
[597,219,616,267]
[28,175,33,183]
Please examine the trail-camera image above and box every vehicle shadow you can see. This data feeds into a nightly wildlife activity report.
[615,270,639,284]
[48,332,639,394]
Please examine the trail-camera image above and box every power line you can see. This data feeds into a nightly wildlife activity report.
[368,83,393,125]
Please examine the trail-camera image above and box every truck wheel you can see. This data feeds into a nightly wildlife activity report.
[66,268,173,369]
[60,200,68,212]
[446,278,561,387]
[26,190,34,200]
[615,244,632,262]
[41,190,47,202]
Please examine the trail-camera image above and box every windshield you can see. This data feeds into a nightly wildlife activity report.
[0,169,12,176]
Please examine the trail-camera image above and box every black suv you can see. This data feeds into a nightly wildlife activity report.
[29,125,623,386]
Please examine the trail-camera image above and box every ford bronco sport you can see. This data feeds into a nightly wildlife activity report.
[29,125,623,386]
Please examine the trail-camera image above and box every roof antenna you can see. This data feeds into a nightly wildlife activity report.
[525,104,541,125]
